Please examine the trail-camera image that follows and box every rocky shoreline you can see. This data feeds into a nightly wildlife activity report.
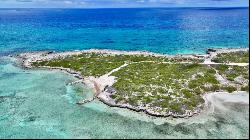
[97,92,203,118]
[14,48,249,119]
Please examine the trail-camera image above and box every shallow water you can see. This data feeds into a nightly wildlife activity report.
[0,58,248,139]
[0,8,249,139]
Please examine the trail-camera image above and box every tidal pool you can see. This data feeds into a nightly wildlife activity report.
[0,57,248,139]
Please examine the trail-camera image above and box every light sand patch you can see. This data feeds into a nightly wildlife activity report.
[203,91,249,113]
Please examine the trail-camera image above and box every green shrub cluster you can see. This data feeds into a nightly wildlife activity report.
[31,52,249,115]
[212,51,249,63]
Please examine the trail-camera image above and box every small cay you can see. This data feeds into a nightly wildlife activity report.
[15,48,249,118]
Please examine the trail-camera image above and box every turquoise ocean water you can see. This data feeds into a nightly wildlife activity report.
[0,8,249,138]
[0,57,249,139]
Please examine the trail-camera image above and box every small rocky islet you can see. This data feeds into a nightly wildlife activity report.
[16,48,249,118]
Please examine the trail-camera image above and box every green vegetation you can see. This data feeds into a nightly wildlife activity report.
[213,65,249,83]
[33,53,124,77]
[110,63,235,114]
[212,51,249,63]
[241,85,249,92]
[221,86,237,93]
[31,52,249,115]
[32,53,203,77]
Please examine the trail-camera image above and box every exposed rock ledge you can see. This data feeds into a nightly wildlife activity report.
[97,91,203,118]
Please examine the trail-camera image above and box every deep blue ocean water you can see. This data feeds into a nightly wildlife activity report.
[0,8,249,138]
[0,8,249,56]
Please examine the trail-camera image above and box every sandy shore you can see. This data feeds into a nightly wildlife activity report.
[202,91,249,115]
[15,48,249,118]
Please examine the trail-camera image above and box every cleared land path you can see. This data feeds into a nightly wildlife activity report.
[77,60,248,105]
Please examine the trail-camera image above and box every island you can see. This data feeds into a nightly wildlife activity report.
[16,48,249,118]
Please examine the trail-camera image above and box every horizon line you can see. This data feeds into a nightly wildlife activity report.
[0,6,249,9]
